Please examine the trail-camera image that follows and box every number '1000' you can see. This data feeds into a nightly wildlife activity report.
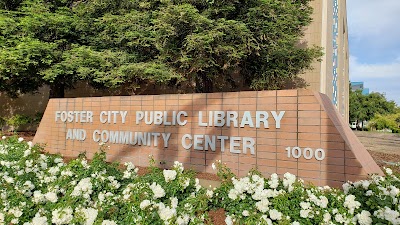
[285,147,325,161]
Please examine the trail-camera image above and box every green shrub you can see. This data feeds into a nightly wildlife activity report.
[6,114,32,131]
[369,114,397,131]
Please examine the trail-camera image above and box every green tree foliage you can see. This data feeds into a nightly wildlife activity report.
[368,113,399,132]
[349,89,397,123]
[0,0,322,98]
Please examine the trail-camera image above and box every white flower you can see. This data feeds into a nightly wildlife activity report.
[109,179,120,189]
[335,214,346,223]
[149,182,165,199]
[45,192,58,203]
[54,158,63,164]
[171,197,178,209]
[206,189,214,198]
[123,162,138,179]
[52,207,73,225]
[300,209,311,218]
[81,159,89,168]
[3,175,14,183]
[61,169,73,177]
[225,215,233,225]
[48,167,60,175]
[323,212,331,222]
[268,173,279,189]
[390,185,400,197]
[195,178,201,192]
[40,162,48,170]
[314,195,329,208]
[173,161,184,172]
[242,210,250,217]
[24,149,31,157]
[261,215,273,225]
[157,202,176,222]
[27,141,33,148]
[176,214,190,225]
[269,209,282,220]
[342,182,352,194]
[71,178,93,198]
[362,180,370,190]
[1,136,6,140]
[385,167,393,175]
[256,199,270,213]
[18,137,24,142]
[300,202,311,210]
[292,222,300,225]
[163,169,177,182]
[181,177,190,189]
[33,191,45,203]
[356,210,372,225]
[344,195,361,214]
[82,207,98,225]
[25,159,33,168]
[140,200,151,210]
[23,180,35,190]
[228,189,239,200]
[283,172,296,188]
[374,206,400,224]
[30,213,48,225]
[102,220,117,225]
[9,207,23,218]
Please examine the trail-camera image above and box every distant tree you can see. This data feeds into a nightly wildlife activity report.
[349,89,397,124]
[396,114,400,125]
[369,113,400,132]
[0,0,322,98]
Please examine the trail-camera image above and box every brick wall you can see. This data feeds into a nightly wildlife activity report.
[34,90,381,187]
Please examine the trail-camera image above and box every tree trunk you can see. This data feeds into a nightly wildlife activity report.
[49,81,65,98]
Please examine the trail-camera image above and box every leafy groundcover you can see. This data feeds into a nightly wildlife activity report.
[0,136,399,225]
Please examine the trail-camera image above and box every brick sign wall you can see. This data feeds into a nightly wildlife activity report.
[33,90,382,187]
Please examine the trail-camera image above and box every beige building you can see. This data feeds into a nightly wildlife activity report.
[0,0,349,126]
[301,0,349,122]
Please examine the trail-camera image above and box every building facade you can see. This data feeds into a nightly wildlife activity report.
[301,0,349,123]
[350,82,369,95]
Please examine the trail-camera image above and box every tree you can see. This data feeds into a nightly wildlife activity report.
[0,0,322,98]
[349,90,367,123]
[349,89,397,124]
[369,113,400,132]
[0,0,180,98]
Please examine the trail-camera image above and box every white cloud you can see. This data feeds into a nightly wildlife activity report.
[347,0,400,40]
[350,55,400,105]
[347,1,400,105]
[350,56,400,79]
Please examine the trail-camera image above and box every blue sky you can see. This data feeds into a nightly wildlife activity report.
[347,0,400,105]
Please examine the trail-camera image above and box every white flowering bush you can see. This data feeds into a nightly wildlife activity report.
[211,161,400,225]
[114,158,211,224]
[343,167,400,224]
[0,137,211,224]
[0,136,399,225]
